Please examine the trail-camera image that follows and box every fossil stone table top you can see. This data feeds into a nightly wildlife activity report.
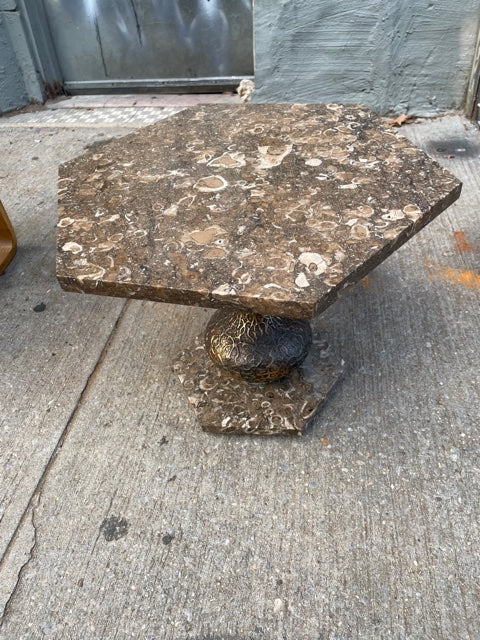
[56,104,461,318]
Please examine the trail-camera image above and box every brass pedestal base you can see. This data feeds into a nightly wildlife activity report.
[173,333,343,436]
[204,309,312,383]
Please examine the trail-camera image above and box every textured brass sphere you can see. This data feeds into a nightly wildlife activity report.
[205,309,312,383]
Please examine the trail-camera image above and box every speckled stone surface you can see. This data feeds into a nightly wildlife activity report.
[173,335,344,435]
[56,104,461,319]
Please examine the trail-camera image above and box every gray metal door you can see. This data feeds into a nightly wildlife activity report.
[40,0,253,92]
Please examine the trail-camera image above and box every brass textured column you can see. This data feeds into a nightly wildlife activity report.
[205,309,312,383]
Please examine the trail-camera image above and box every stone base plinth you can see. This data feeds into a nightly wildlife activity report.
[173,336,344,435]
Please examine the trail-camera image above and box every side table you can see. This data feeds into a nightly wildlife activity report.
[56,104,461,435]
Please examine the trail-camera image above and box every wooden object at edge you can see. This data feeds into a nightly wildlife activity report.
[0,200,16,274]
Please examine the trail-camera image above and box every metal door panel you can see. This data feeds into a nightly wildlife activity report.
[41,0,253,92]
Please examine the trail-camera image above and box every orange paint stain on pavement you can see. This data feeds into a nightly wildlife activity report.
[425,259,480,290]
[453,230,473,252]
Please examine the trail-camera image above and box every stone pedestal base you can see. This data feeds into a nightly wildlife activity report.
[173,336,344,435]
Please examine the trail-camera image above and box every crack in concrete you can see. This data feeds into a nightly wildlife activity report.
[0,496,39,626]
[0,302,129,623]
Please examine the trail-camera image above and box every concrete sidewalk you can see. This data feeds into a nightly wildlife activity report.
[0,101,479,639]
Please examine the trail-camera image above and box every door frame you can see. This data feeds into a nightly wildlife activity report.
[465,22,480,120]
[15,0,64,98]
[22,0,254,96]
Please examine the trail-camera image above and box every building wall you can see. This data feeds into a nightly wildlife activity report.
[0,0,55,114]
[0,5,28,113]
[253,0,480,115]
[1,0,479,115]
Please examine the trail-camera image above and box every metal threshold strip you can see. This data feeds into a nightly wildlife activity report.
[64,76,253,94]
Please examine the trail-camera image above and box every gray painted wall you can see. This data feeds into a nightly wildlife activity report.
[1,0,479,115]
[0,4,28,113]
[253,0,480,115]
[0,0,58,114]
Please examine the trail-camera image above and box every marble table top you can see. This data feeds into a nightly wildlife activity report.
[56,104,461,319]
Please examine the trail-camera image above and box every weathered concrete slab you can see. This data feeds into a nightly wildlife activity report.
[0,114,479,639]
[47,94,241,109]
[0,125,135,614]
[0,107,181,128]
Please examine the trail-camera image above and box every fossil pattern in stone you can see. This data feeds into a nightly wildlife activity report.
[173,335,344,435]
[205,309,312,382]
[56,104,462,319]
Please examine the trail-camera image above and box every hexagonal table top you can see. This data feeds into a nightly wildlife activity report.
[56,104,461,319]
